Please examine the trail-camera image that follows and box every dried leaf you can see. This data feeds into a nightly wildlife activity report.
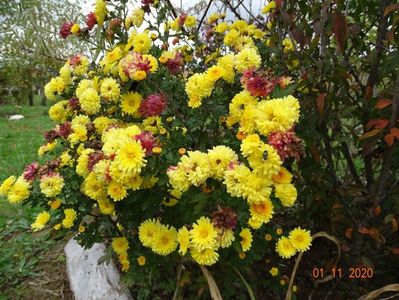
[359,284,399,300]
[374,119,389,129]
[333,11,348,52]
[384,3,399,16]
[345,228,353,239]
[390,127,399,139]
[392,217,398,232]
[375,98,392,109]
[358,227,369,234]
[366,119,378,130]
[374,205,381,217]
[365,85,373,100]
[200,266,223,300]
[384,133,394,146]
[316,93,326,116]
[368,227,384,243]
[359,129,381,141]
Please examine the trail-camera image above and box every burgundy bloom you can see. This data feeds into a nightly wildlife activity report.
[268,129,304,161]
[37,159,61,177]
[211,205,238,230]
[23,162,40,181]
[139,93,167,117]
[69,55,81,66]
[87,151,105,172]
[86,12,97,30]
[60,21,73,39]
[69,98,80,110]
[44,129,59,143]
[58,122,72,138]
[134,131,156,156]
[166,52,183,74]
[178,14,187,27]
[244,75,276,97]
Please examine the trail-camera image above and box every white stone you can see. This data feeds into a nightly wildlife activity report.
[65,238,133,300]
[8,114,24,120]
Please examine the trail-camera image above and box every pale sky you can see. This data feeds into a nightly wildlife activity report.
[75,0,268,20]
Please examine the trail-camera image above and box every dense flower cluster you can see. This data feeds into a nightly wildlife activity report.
[0,0,312,278]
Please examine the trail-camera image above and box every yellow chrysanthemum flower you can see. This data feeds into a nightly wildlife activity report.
[120,92,142,116]
[0,175,16,196]
[229,91,257,120]
[62,208,77,229]
[191,247,219,266]
[177,226,190,255]
[107,180,128,201]
[139,219,161,248]
[152,224,178,255]
[7,177,31,203]
[272,167,293,184]
[288,227,312,252]
[31,211,51,231]
[275,183,297,207]
[255,96,300,136]
[112,237,129,255]
[234,47,261,73]
[249,198,274,223]
[50,199,62,210]
[207,145,238,180]
[239,228,253,252]
[100,78,120,101]
[137,256,146,266]
[217,229,235,248]
[40,173,64,198]
[189,217,218,251]
[114,140,146,175]
[94,0,107,26]
[98,198,115,215]
[276,236,296,259]
[132,32,152,54]
[79,88,101,115]
[49,100,69,123]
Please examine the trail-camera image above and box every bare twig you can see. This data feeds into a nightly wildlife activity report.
[196,0,213,32]
[374,75,399,204]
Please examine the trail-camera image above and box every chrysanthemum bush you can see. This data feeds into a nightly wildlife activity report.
[0,0,316,298]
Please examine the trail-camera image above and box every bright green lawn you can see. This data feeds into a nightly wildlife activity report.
[0,104,57,297]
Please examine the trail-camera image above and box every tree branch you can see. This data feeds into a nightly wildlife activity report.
[196,0,213,32]
[340,142,363,187]
[374,75,399,204]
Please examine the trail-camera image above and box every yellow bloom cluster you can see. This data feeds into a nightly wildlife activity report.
[112,237,130,271]
[4,177,31,204]
[40,173,65,198]
[228,95,300,136]
[62,208,77,229]
[31,211,51,231]
[276,227,312,259]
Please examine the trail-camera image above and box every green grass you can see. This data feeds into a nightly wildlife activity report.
[0,104,57,297]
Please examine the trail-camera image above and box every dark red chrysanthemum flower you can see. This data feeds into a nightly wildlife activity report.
[139,93,167,117]
[68,97,80,110]
[211,205,238,230]
[86,12,97,30]
[69,55,81,66]
[87,151,105,172]
[178,14,187,27]
[23,162,40,181]
[58,122,72,138]
[134,131,156,156]
[244,75,276,97]
[268,129,304,161]
[44,129,59,143]
[166,52,184,74]
[60,21,73,39]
